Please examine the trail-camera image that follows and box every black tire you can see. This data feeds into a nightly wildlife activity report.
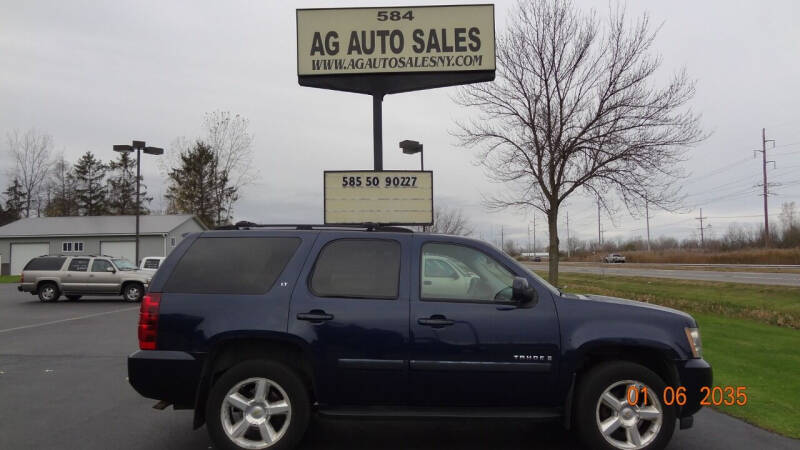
[574,361,676,450]
[37,283,60,302]
[206,360,310,450]
[122,283,144,302]
[66,295,82,301]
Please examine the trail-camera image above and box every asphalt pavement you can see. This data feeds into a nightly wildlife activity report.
[1,284,798,450]
[524,263,800,287]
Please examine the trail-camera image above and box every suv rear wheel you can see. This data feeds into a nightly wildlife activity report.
[206,360,310,450]
[122,283,144,302]
[37,283,60,302]
[575,361,675,450]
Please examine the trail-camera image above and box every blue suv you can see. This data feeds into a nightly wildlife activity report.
[128,225,711,450]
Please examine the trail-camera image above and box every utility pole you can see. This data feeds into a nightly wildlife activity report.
[527,223,531,254]
[566,211,571,258]
[756,128,776,247]
[696,208,711,248]
[645,197,651,252]
[597,200,602,248]
[533,215,536,254]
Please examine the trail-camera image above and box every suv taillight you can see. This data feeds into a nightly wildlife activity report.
[138,293,161,350]
[20,273,24,283]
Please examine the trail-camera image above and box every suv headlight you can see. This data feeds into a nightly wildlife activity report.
[684,327,702,358]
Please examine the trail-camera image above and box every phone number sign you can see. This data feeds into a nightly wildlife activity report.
[324,171,433,225]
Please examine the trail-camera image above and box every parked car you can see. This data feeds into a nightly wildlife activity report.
[421,254,479,298]
[139,256,166,274]
[533,255,542,262]
[128,226,710,450]
[603,253,626,263]
[18,255,151,302]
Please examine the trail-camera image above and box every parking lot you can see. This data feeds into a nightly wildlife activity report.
[1,283,797,450]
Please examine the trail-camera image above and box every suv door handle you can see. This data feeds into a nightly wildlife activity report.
[417,315,454,327]
[297,310,334,322]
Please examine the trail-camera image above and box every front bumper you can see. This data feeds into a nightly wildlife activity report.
[128,350,202,407]
[676,358,713,417]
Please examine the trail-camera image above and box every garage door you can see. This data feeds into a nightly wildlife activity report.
[100,241,136,264]
[11,243,50,275]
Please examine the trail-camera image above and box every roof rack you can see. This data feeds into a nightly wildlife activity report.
[216,221,414,233]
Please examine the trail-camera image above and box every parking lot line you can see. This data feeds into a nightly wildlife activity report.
[0,307,139,334]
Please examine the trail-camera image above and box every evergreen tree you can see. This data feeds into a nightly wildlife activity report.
[165,141,220,227]
[107,150,151,215]
[45,154,79,216]
[0,178,27,225]
[74,151,108,216]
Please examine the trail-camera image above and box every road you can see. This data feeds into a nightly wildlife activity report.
[1,284,798,450]
[525,263,800,287]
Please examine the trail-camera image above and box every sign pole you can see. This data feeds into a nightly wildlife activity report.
[372,93,383,171]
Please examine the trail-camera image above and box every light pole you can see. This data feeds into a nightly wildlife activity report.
[399,139,424,170]
[113,140,163,265]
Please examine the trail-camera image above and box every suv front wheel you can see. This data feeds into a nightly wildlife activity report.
[574,361,675,450]
[206,360,310,450]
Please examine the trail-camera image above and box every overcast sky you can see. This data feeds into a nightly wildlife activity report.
[2,0,799,249]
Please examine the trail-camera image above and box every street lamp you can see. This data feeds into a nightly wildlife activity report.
[113,140,163,265]
[399,139,424,170]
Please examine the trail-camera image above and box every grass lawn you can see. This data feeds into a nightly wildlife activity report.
[0,275,20,283]
[548,272,800,328]
[694,313,800,438]
[537,271,800,438]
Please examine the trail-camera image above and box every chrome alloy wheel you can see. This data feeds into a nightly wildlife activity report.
[220,377,292,449]
[124,285,141,302]
[595,379,663,449]
[40,285,57,301]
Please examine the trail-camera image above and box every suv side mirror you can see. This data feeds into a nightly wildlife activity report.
[512,277,536,304]
[106,266,116,273]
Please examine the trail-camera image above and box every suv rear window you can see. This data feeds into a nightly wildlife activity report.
[164,237,301,294]
[310,239,400,299]
[23,257,66,271]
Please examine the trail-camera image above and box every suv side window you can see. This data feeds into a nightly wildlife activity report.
[91,259,114,272]
[68,258,90,272]
[143,259,160,269]
[421,243,515,303]
[164,237,301,294]
[24,257,67,271]
[310,239,400,299]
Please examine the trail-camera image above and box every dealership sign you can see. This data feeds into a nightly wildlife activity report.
[324,171,433,225]
[296,5,495,96]
[297,5,495,76]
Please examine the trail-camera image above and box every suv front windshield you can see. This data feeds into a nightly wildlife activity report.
[112,259,137,271]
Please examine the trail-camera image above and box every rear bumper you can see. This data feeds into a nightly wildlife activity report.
[18,283,35,293]
[677,358,713,417]
[128,350,202,407]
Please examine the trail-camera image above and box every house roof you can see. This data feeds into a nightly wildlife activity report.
[0,215,206,238]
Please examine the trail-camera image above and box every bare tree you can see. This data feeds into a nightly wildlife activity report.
[6,128,54,217]
[779,202,798,231]
[428,206,474,236]
[454,1,704,283]
[204,111,254,225]
[44,152,79,217]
